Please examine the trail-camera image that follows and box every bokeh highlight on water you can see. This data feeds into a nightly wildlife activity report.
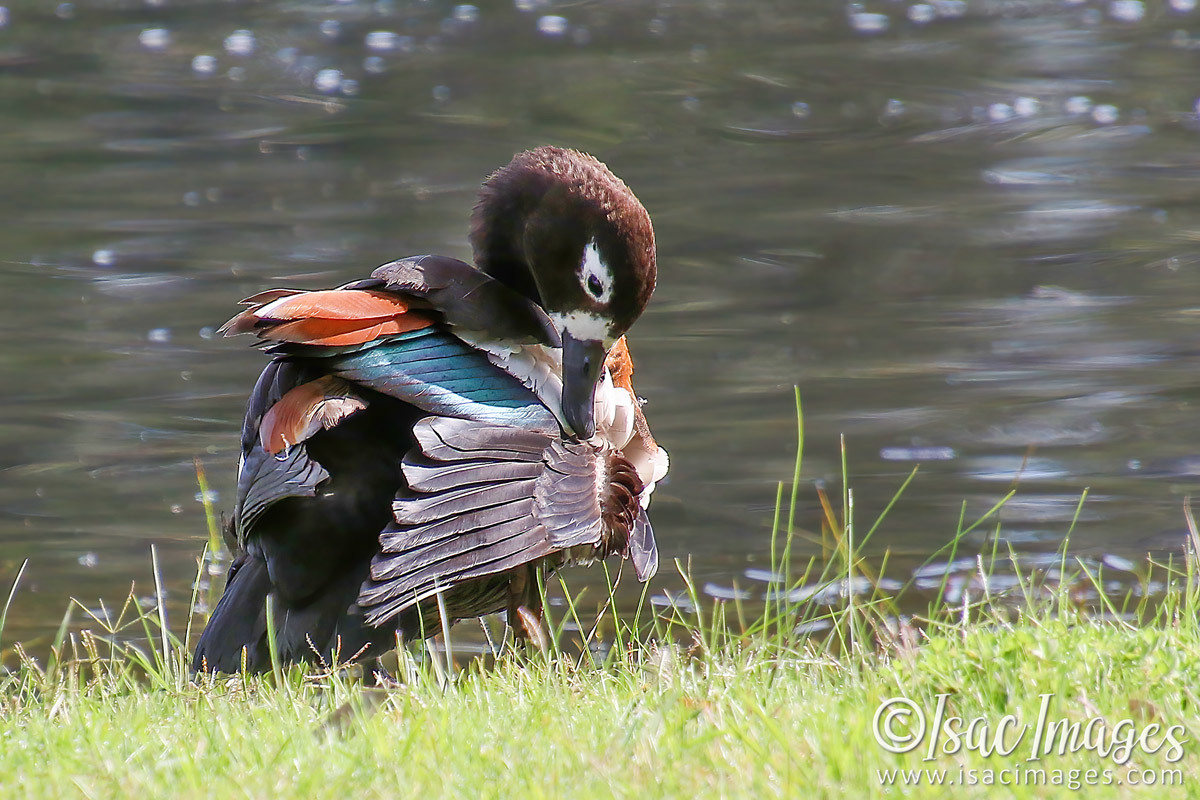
[3,0,1200,644]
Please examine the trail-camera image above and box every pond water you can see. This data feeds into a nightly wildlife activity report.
[3,0,1200,647]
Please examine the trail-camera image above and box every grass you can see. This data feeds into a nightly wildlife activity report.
[1,390,1199,798]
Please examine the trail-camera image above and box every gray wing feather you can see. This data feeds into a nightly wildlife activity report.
[359,416,612,626]
[413,417,548,462]
[375,516,536,577]
[391,480,535,523]
[535,441,605,550]
[378,499,535,551]
[404,458,543,492]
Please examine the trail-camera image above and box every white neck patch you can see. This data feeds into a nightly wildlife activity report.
[579,241,613,305]
[548,310,614,346]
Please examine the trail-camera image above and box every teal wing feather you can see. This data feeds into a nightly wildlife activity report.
[325,328,559,434]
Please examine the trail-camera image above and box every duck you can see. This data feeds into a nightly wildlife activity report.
[192,146,669,673]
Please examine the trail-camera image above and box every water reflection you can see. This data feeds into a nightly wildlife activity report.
[1,0,1200,644]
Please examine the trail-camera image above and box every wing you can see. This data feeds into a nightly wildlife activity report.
[358,415,656,627]
[225,262,567,545]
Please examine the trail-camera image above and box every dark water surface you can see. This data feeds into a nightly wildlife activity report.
[3,0,1200,645]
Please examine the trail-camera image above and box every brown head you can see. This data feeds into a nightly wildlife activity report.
[470,146,657,438]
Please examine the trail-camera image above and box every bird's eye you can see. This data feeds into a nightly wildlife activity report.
[587,274,604,297]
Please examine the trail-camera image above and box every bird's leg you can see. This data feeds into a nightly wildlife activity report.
[507,564,549,655]
[370,660,403,689]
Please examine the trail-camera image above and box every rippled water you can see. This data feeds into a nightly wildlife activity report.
[3,0,1200,645]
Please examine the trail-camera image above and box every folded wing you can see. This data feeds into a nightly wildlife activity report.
[226,271,564,549]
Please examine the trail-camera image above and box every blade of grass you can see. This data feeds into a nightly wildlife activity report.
[150,544,171,682]
[783,387,804,599]
[0,559,29,663]
[194,458,223,557]
[264,592,284,687]
[434,584,454,683]
[44,604,73,684]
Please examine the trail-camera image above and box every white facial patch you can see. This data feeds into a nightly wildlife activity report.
[578,240,613,304]
[548,311,615,346]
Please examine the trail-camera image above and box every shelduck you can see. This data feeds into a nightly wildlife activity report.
[193,146,668,673]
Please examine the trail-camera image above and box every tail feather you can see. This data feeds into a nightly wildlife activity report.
[192,553,271,673]
[192,552,389,674]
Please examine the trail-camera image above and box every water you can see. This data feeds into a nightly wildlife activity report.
[2,0,1199,645]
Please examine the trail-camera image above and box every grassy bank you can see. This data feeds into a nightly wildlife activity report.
[2,398,1198,798]
[1,586,1197,798]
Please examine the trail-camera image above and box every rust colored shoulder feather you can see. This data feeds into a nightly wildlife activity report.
[258,376,367,454]
[220,288,436,345]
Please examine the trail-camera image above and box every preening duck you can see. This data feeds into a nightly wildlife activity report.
[192,146,669,673]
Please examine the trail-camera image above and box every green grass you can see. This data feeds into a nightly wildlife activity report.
[1,585,1198,799]
[1,391,1199,798]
